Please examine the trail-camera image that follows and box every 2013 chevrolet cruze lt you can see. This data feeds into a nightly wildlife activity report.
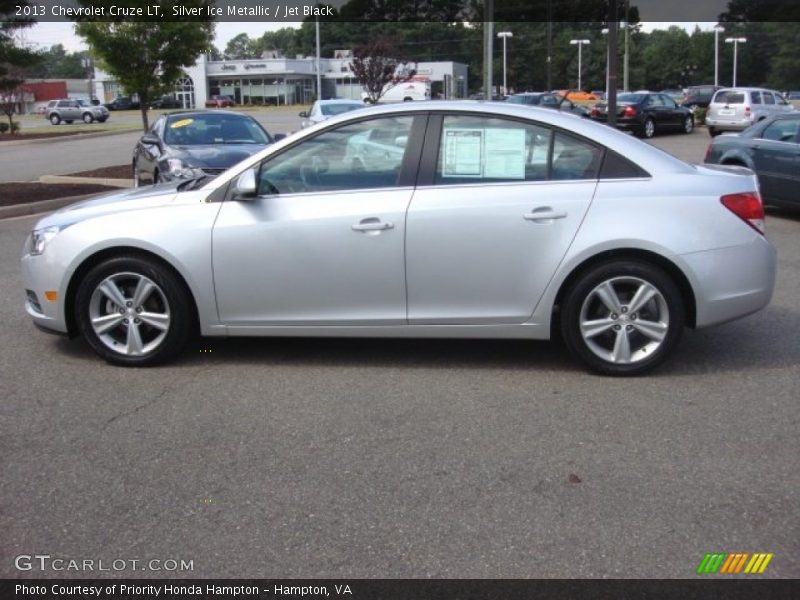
[21,102,776,375]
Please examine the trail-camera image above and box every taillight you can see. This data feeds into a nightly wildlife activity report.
[591,107,599,117]
[623,105,637,117]
[721,192,765,234]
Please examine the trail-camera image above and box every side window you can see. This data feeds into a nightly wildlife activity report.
[751,91,762,104]
[760,119,799,143]
[763,92,775,105]
[57,100,69,108]
[551,132,603,181]
[257,115,414,195]
[434,115,552,184]
[660,94,677,108]
[775,93,789,106]
[599,150,651,179]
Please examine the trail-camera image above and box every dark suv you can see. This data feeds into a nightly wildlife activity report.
[104,96,140,111]
[681,85,720,110]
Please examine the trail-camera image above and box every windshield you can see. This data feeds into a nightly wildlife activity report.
[320,103,363,116]
[164,114,271,146]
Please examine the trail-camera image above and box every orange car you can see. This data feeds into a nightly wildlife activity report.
[557,90,599,101]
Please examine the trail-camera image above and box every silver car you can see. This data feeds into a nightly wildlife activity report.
[46,98,109,125]
[299,99,365,128]
[706,87,794,136]
[20,102,776,375]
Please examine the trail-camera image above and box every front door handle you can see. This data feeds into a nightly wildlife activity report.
[523,208,567,222]
[352,218,394,232]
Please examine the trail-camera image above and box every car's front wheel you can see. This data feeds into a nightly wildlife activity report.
[75,255,194,366]
[49,114,60,125]
[683,115,694,134]
[560,260,685,376]
[82,112,94,124]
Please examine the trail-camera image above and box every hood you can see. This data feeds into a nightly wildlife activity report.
[35,182,182,230]
[169,144,268,169]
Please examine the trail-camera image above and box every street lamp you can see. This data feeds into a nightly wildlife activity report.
[569,39,590,91]
[713,25,725,87]
[497,31,513,96]
[725,37,747,87]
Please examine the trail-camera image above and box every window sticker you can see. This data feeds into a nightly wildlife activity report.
[441,127,526,179]
[170,118,194,128]
[442,129,483,177]
[484,128,526,179]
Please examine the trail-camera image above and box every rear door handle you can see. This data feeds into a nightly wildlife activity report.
[524,208,567,222]
[352,218,394,232]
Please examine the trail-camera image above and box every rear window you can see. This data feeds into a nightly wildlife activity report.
[714,91,745,104]
[618,93,645,103]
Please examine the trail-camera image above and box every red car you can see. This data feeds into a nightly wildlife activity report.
[205,95,235,108]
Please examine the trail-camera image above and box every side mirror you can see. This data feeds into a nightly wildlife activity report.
[273,133,286,142]
[298,111,309,118]
[140,133,160,146]
[234,167,257,200]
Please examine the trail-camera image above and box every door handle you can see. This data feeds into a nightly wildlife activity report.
[352,219,394,232]
[523,208,567,222]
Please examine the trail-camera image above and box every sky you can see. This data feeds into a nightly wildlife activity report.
[24,21,719,54]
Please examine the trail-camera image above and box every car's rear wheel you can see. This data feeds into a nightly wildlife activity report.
[49,114,60,125]
[683,115,694,134]
[708,127,719,137]
[642,118,656,138]
[82,112,94,124]
[75,255,194,366]
[560,260,685,376]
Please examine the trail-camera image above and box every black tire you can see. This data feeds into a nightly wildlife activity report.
[49,113,61,125]
[82,112,94,124]
[560,260,685,376]
[75,255,194,366]
[683,115,694,134]
[641,117,656,138]
[708,127,719,137]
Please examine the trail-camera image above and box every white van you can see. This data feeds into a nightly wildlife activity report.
[363,79,431,104]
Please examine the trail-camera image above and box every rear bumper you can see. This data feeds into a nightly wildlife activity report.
[682,236,777,328]
[705,116,753,131]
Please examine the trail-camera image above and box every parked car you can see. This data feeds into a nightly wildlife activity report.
[505,92,589,117]
[589,92,694,138]
[704,113,800,209]
[46,99,109,125]
[104,96,140,111]
[681,85,720,110]
[132,110,282,186]
[149,95,182,110]
[558,90,599,101]
[205,95,235,108]
[299,99,365,128]
[22,101,776,375]
[705,87,794,136]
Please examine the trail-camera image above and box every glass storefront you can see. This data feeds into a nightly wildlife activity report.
[208,77,315,105]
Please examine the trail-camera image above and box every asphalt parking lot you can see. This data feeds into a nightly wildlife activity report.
[1,123,798,579]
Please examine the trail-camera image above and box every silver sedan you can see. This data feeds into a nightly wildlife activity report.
[20,102,776,375]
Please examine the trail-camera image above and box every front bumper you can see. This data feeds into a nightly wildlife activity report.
[21,252,69,335]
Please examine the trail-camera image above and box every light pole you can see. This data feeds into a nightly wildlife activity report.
[497,31,513,96]
[725,37,747,87]
[569,39,590,91]
[315,17,322,101]
[713,25,724,88]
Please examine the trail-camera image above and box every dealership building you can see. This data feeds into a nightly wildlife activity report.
[94,52,468,107]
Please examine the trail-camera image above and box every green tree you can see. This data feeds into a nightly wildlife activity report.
[224,33,254,60]
[75,1,214,131]
[1,0,39,132]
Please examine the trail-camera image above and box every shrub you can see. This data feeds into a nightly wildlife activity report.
[694,107,706,126]
[0,122,8,134]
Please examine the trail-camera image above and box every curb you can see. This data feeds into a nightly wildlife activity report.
[0,193,99,220]
[0,127,140,146]
[40,175,132,188]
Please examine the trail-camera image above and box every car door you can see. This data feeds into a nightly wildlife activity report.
[212,113,425,326]
[405,113,601,324]
[659,94,683,128]
[751,118,800,205]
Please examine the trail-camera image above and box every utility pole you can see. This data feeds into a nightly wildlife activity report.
[546,1,553,90]
[607,1,619,126]
[483,0,494,99]
[315,17,322,101]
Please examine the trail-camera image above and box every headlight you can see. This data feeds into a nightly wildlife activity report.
[165,158,205,180]
[30,226,60,255]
